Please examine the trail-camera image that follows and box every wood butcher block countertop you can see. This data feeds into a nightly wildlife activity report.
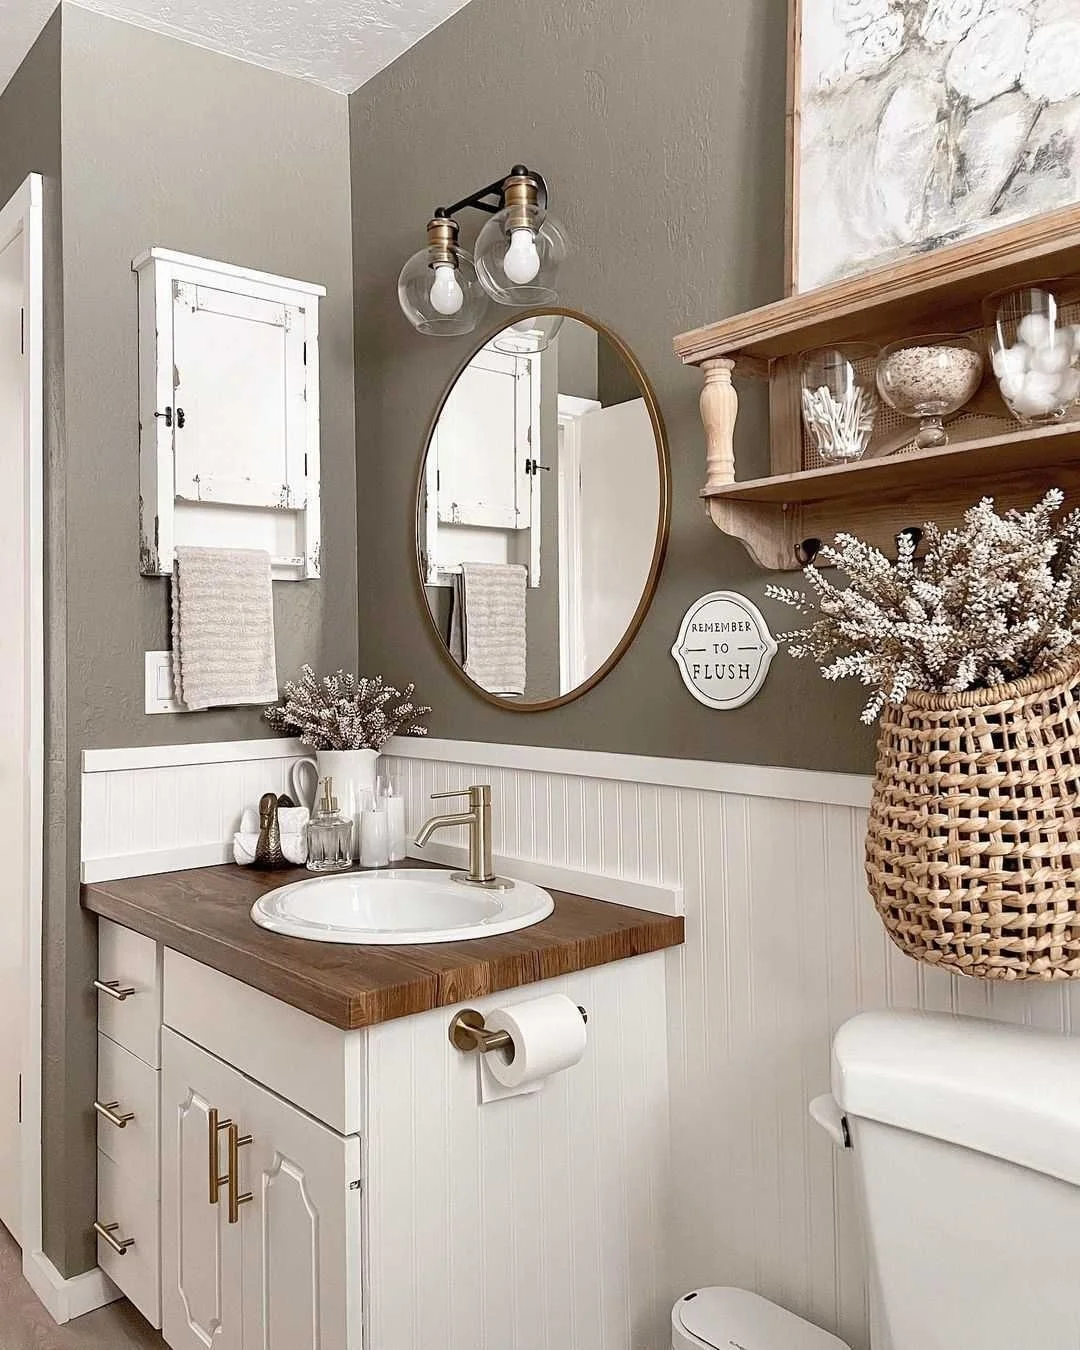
[82,862,684,1031]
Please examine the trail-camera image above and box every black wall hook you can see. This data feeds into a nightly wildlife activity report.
[796,537,822,567]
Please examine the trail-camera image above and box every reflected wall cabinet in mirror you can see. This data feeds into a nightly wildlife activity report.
[415,310,670,710]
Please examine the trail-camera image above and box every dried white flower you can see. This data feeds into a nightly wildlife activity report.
[766,491,1080,724]
[265,665,432,751]
[921,0,985,45]
[1021,20,1080,102]
[945,9,1030,104]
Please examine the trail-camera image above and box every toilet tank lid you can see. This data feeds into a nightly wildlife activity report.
[833,1011,1080,1186]
[674,1288,850,1350]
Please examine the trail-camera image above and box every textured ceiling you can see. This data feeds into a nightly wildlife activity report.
[0,0,474,97]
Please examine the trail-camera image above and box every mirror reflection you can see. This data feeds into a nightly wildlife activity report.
[417,312,668,707]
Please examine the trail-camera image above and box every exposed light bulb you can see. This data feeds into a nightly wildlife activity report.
[429,262,464,316]
[503,227,541,285]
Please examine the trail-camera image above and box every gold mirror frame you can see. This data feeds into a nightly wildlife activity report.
[413,307,672,712]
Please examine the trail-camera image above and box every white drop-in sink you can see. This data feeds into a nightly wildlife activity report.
[250,868,555,945]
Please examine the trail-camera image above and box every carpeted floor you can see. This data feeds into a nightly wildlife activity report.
[0,1224,165,1349]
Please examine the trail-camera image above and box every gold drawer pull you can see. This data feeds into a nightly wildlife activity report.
[94,1100,135,1129]
[227,1122,252,1225]
[93,978,136,1002]
[94,1221,135,1256]
[208,1108,232,1205]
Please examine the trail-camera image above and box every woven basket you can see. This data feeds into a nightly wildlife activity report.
[866,658,1080,981]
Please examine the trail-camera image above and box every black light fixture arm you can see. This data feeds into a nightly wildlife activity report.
[434,165,549,221]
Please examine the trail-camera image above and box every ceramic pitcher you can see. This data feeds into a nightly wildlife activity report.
[291,748,380,859]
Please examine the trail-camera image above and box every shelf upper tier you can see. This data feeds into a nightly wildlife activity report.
[674,204,1080,371]
[700,421,1080,507]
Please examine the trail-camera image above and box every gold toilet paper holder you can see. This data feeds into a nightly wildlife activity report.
[448,1005,588,1054]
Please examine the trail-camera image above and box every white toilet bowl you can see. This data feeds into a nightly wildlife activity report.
[672,1287,851,1350]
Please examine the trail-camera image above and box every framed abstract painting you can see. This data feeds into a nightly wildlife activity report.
[788,0,1080,294]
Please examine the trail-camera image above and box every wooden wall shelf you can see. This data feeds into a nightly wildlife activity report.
[675,205,1080,569]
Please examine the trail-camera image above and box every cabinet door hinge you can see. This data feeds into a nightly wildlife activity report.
[348,1179,361,1191]
[20,307,25,356]
[17,1073,22,1125]
[303,340,307,366]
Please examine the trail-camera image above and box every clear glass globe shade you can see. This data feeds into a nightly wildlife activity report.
[398,245,488,336]
[490,313,565,355]
[475,204,569,307]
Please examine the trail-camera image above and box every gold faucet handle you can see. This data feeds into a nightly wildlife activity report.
[430,784,491,805]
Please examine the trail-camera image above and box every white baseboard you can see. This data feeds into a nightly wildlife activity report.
[83,736,304,773]
[407,839,683,915]
[22,1249,121,1324]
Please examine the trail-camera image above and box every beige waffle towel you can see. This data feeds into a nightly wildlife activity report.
[452,562,527,697]
[171,547,278,710]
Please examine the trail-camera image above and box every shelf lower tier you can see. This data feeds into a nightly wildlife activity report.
[702,421,1080,570]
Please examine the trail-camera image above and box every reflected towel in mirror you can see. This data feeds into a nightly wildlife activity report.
[448,562,527,697]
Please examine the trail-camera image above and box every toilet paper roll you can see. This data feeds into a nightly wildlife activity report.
[483,993,587,1091]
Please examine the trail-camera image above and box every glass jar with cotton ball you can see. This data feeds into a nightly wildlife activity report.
[397,215,489,337]
[985,285,1080,425]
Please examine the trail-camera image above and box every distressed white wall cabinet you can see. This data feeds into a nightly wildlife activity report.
[134,249,324,580]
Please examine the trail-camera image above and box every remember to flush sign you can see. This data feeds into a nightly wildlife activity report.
[671,591,777,710]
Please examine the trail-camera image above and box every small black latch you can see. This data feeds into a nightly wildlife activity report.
[155,406,173,429]
[176,407,186,429]
[154,406,185,430]
[525,458,550,476]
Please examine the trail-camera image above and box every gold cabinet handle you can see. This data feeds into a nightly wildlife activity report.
[93,978,136,1001]
[94,1099,135,1129]
[227,1122,252,1225]
[94,1221,135,1256]
[208,1107,233,1205]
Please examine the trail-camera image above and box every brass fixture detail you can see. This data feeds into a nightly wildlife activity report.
[94,1221,135,1256]
[502,170,541,232]
[449,1005,588,1054]
[209,1107,232,1205]
[93,978,136,1002]
[94,1099,135,1129]
[426,216,460,268]
[227,1122,253,1224]
[414,784,512,889]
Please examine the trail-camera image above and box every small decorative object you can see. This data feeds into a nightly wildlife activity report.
[382,778,407,863]
[359,796,390,869]
[875,335,983,449]
[234,801,308,866]
[984,285,1080,424]
[305,777,353,873]
[254,792,298,870]
[800,345,878,463]
[791,0,1080,294]
[768,492,1080,981]
[671,591,777,709]
[268,664,431,859]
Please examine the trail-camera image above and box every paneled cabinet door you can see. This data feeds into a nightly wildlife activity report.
[240,1074,363,1350]
[161,1029,244,1350]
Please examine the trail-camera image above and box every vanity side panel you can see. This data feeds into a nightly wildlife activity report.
[163,949,365,1135]
[361,952,672,1350]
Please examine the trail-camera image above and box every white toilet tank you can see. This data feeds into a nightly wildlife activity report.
[832,1010,1080,1350]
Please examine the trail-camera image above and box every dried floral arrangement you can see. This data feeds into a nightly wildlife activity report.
[767,490,1080,724]
[265,665,431,750]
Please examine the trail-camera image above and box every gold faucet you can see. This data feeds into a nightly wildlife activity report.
[415,784,512,890]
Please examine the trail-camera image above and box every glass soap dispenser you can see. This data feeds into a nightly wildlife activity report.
[306,776,353,872]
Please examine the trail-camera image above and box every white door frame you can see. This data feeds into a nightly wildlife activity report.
[0,171,44,1282]
[556,395,599,694]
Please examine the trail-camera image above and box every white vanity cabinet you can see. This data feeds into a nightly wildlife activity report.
[160,1027,362,1350]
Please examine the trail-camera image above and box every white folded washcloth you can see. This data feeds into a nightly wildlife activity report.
[172,546,278,710]
[233,805,310,866]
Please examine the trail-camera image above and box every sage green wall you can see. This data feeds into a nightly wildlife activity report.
[44,5,357,1275]
[349,0,875,772]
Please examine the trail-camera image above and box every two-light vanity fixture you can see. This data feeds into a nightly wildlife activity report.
[397,165,569,347]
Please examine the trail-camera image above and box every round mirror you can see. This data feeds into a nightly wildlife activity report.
[415,310,670,710]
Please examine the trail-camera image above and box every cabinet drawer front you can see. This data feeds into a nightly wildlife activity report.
[96,1033,159,1184]
[97,919,162,1068]
[97,1149,160,1328]
[163,948,363,1134]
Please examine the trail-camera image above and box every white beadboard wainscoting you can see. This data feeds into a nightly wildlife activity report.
[81,735,1080,1350]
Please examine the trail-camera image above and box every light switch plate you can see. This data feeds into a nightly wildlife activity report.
[145,651,185,714]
